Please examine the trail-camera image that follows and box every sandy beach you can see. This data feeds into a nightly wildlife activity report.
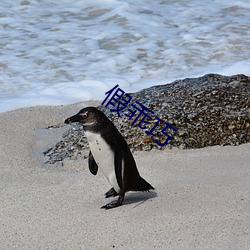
[0,102,249,249]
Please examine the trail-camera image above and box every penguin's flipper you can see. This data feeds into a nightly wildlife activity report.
[105,187,118,198]
[88,151,98,175]
[114,146,124,190]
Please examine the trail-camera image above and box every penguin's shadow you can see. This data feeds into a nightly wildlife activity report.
[123,191,157,208]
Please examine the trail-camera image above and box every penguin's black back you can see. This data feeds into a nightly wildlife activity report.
[98,115,154,192]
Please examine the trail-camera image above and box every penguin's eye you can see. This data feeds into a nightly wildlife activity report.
[79,112,88,119]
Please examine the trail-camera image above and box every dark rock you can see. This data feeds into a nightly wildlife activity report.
[43,74,250,164]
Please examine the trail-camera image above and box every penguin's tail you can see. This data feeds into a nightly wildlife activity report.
[132,176,154,192]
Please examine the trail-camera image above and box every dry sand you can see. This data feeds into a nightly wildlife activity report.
[0,102,249,249]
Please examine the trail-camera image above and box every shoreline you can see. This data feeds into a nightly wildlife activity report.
[0,103,249,249]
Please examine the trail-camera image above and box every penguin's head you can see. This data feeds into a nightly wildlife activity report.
[65,107,108,129]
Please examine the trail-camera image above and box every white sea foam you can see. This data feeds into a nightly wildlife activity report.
[0,0,249,112]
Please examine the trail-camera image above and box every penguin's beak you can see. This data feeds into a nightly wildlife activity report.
[64,114,81,124]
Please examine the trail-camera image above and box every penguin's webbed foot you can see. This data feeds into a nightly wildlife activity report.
[105,187,118,198]
[101,196,124,209]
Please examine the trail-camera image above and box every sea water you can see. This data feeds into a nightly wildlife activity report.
[0,0,249,112]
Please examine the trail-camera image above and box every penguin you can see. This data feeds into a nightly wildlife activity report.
[65,107,154,209]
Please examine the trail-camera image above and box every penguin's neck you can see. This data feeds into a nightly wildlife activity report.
[82,123,107,134]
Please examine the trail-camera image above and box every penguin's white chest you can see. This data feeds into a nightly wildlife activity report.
[85,131,120,192]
